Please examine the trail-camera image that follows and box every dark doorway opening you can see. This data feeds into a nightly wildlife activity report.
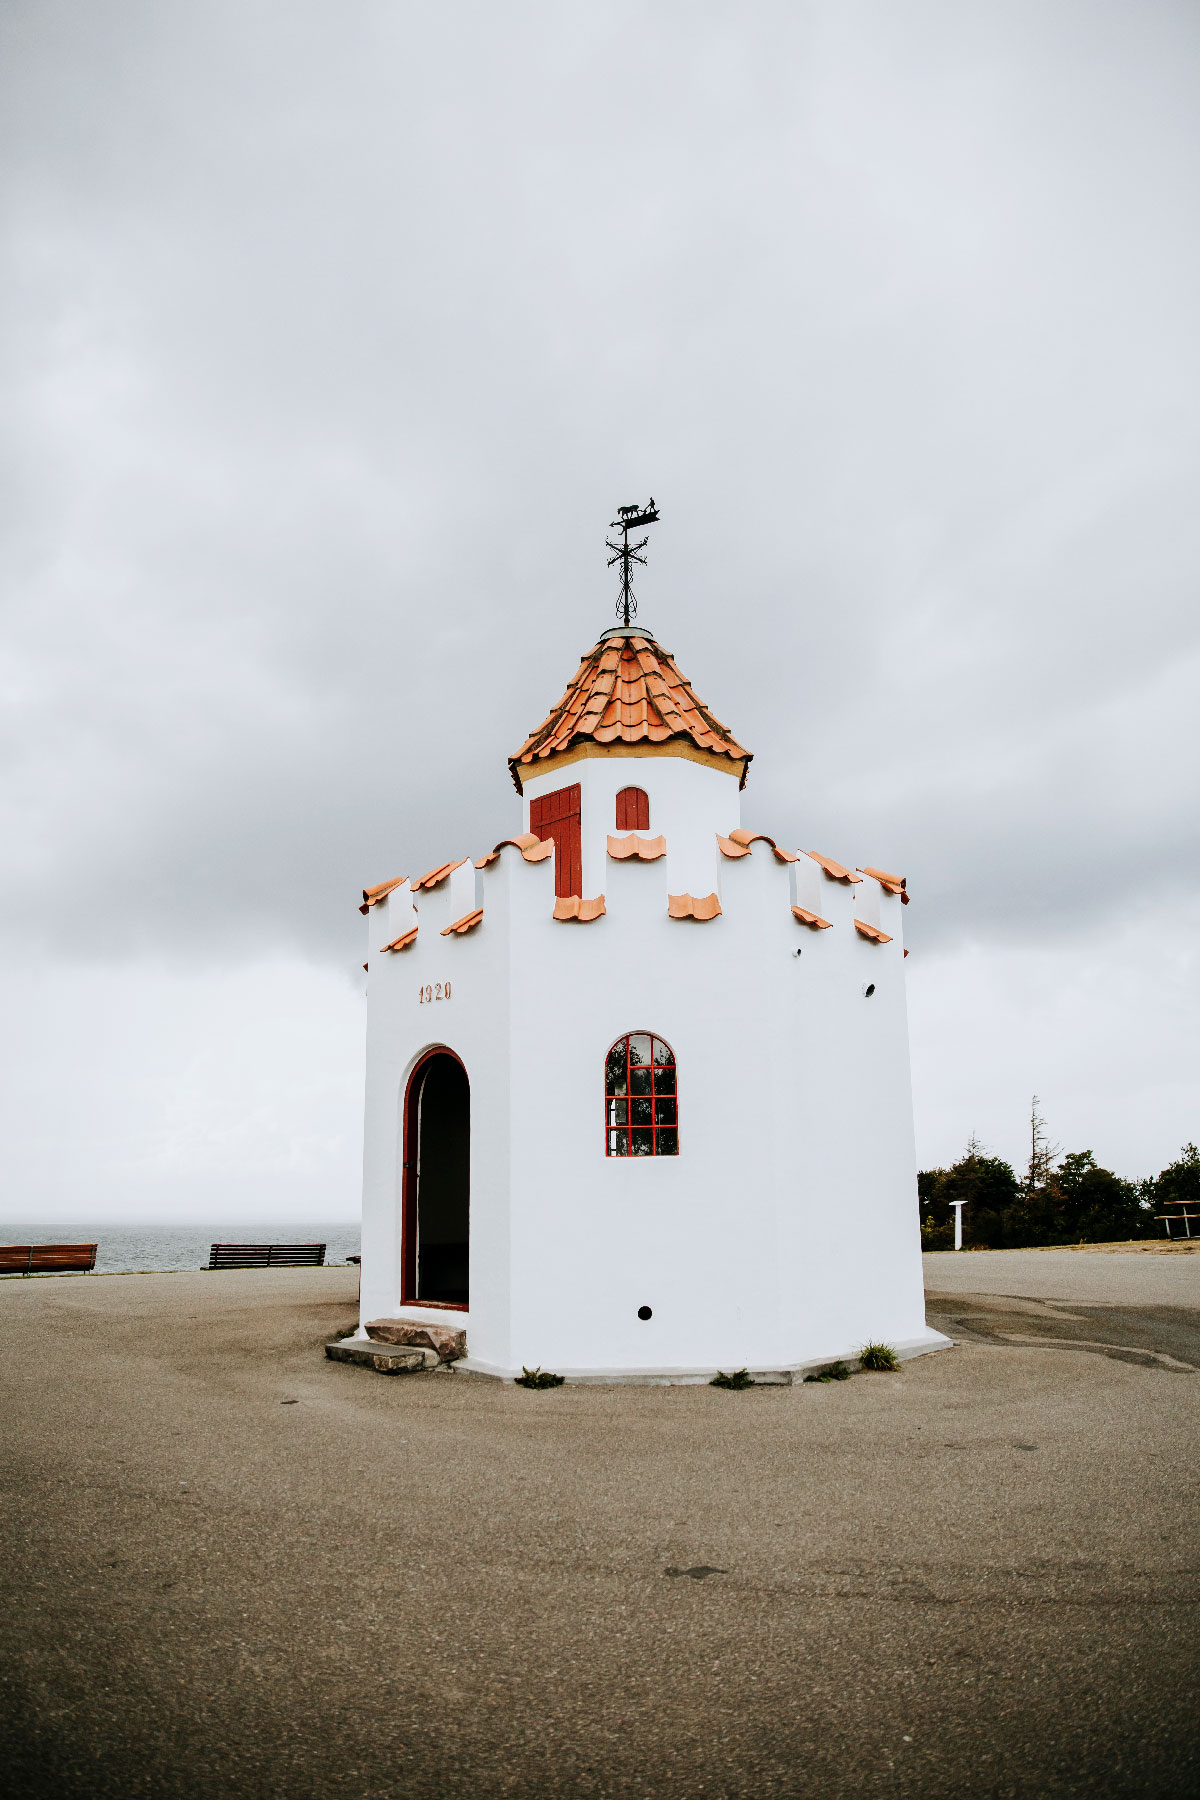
[402,1051,470,1308]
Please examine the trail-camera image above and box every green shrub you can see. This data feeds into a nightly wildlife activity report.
[710,1368,754,1389]
[804,1361,851,1384]
[859,1341,901,1372]
[515,1366,564,1389]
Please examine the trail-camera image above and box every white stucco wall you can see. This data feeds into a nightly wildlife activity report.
[358,747,945,1379]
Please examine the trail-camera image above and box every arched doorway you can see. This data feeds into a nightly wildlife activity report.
[402,1050,470,1308]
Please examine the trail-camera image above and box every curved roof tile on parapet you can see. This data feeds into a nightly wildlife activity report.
[667,892,722,922]
[441,908,484,936]
[607,833,667,861]
[360,875,407,914]
[792,906,832,930]
[718,830,798,864]
[509,630,752,792]
[803,850,862,884]
[380,926,418,954]
[475,834,555,870]
[854,919,893,944]
[861,864,911,904]
[412,859,468,892]
[553,895,606,922]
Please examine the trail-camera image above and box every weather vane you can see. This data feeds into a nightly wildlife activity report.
[606,497,659,627]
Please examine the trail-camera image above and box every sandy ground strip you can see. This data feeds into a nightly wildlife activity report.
[1,1263,1198,1799]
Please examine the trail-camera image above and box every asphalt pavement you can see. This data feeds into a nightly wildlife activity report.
[1,1257,1197,1799]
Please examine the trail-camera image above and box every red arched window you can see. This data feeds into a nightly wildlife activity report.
[615,786,649,831]
[605,1033,678,1156]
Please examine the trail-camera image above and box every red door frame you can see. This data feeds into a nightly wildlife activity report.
[401,1046,470,1312]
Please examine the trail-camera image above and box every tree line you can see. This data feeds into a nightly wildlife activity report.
[919,1099,1200,1249]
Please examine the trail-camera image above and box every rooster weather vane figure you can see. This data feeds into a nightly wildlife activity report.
[606,497,660,627]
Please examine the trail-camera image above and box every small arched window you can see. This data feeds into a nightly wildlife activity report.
[605,1033,678,1157]
[615,786,650,831]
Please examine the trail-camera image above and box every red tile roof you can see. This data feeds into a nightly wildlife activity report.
[553,895,606,922]
[667,892,722,921]
[510,629,751,792]
[607,833,667,861]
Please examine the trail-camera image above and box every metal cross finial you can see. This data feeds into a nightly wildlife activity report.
[606,497,660,627]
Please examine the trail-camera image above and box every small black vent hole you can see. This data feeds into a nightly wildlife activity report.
[637,1305,653,1321]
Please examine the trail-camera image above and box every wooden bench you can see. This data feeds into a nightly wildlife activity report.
[1156,1204,1199,1241]
[0,1244,98,1276]
[207,1243,327,1270]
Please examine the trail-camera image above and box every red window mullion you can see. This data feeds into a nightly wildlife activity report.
[605,1032,677,1158]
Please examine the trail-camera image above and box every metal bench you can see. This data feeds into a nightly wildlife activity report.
[207,1243,327,1270]
[1156,1204,1199,1241]
[0,1244,98,1276]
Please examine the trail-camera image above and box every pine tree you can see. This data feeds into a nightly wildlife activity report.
[1025,1095,1061,1194]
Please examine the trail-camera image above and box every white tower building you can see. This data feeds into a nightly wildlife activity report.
[355,612,947,1380]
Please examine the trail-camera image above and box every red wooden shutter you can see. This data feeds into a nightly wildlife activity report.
[615,786,649,831]
[530,783,582,898]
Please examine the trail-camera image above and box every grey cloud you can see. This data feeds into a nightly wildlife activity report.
[2,0,1198,984]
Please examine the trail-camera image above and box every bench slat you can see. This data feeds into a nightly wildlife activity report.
[0,1244,98,1275]
[207,1243,327,1269]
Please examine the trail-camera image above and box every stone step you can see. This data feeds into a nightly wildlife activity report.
[325,1338,440,1374]
[364,1318,466,1362]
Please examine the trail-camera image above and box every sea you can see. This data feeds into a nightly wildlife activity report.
[0,1223,361,1275]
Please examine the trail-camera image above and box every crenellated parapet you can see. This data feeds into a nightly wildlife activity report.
[361,823,909,966]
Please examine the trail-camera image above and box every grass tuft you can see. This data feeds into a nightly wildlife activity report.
[515,1366,565,1389]
[804,1361,852,1384]
[710,1368,755,1389]
[859,1341,901,1372]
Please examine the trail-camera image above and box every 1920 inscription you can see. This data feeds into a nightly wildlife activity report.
[418,982,451,1003]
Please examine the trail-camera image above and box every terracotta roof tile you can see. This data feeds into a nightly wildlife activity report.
[861,864,910,903]
[792,905,832,930]
[381,926,419,953]
[510,629,751,791]
[727,829,798,863]
[607,833,666,861]
[553,894,606,922]
[441,908,484,936]
[412,859,467,892]
[475,835,554,870]
[716,834,751,859]
[804,850,862,884]
[359,875,406,914]
[854,919,893,944]
[668,892,722,921]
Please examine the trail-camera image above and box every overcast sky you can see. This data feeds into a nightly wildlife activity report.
[2,1,1197,1225]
